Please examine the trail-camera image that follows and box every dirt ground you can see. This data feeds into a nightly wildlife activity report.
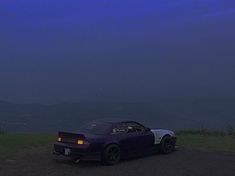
[0,145,235,176]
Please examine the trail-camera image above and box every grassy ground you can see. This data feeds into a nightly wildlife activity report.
[0,134,55,159]
[0,133,235,160]
[177,134,235,152]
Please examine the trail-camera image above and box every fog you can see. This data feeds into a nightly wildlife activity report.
[1,0,235,103]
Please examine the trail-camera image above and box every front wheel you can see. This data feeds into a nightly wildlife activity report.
[160,135,175,154]
[102,144,121,165]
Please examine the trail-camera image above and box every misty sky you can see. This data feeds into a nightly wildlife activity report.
[1,0,235,103]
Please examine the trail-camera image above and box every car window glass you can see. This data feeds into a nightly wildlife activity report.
[78,122,112,135]
[125,122,145,133]
[112,123,127,134]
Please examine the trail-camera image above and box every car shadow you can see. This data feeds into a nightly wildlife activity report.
[53,150,177,168]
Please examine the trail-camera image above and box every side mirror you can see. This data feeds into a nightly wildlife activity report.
[145,127,151,132]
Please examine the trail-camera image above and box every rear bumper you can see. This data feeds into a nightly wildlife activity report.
[53,143,101,160]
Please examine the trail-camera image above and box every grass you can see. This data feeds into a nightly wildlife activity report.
[177,133,235,152]
[0,134,55,160]
[176,128,235,152]
[0,131,235,160]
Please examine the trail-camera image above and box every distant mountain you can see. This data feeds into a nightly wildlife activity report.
[0,99,235,133]
[0,100,13,105]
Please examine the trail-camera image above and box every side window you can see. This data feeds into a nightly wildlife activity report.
[125,122,146,133]
[112,123,127,134]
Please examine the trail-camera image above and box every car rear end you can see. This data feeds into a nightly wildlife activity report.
[53,131,96,160]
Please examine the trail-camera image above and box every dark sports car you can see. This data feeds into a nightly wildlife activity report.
[53,119,176,165]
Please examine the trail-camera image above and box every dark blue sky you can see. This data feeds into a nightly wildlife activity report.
[1,0,235,103]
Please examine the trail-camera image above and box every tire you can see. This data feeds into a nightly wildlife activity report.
[160,135,175,154]
[102,144,121,165]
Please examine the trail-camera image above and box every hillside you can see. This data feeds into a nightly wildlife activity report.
[0,98,235,133]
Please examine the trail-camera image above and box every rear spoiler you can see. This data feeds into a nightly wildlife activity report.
[58,131,85,139]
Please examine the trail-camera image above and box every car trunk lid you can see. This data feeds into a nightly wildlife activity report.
[58,131,85,144]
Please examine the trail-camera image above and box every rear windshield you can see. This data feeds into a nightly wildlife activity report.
[78,122,112,135]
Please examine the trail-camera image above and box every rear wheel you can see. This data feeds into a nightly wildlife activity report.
[160,135,175,154]
[102,144,121,165]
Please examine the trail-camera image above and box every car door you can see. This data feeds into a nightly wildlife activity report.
[124,122,154,153]
[111,123,134,155]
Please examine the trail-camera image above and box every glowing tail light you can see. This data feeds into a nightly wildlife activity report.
[77,139,84,145]
[57,137,62,142]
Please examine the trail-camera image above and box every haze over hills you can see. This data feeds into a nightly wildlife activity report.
[1,1,235,132]
[0,98,235,133]
[1,0,235,104]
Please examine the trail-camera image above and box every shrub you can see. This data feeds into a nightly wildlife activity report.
[176,128,225,136]
[226,126,235,136]
[0,123,5,135]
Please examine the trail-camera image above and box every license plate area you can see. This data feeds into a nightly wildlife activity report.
[64,148,71,156]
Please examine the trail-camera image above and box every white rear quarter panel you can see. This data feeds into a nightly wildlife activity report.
[151,129,175,144]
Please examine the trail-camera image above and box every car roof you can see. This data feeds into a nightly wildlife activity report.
[92,118,135,124]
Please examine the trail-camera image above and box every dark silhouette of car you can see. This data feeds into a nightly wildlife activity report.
[53,119,176,165]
